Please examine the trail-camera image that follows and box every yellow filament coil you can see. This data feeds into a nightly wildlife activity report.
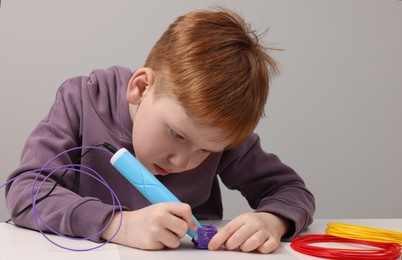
[326,222,402,245]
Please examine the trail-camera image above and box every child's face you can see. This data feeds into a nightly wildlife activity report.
[129,87,231,176]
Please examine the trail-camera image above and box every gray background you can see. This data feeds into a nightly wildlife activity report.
[1,0,401,222]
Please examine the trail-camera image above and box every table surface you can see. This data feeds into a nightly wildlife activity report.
[0,219,401,260]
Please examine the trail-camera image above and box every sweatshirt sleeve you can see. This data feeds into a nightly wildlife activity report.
[217,134,315,240]
[5,75,117,241]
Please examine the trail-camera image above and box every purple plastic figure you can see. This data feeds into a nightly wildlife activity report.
[192,224,218,249]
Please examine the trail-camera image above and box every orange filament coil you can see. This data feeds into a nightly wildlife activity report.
[326,222,402,245]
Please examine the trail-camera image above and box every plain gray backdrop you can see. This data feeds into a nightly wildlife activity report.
[1,0,401,223]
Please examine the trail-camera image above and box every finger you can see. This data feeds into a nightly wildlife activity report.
[164,202,195,224]
[155,228,182,249]
[224,224,256,250]
[238,230,267,252]
[159,203,197,237]
[145,222,177,249]
[255,236,281,254]
[174,203,198,231]
[162,213,191,238]
[208,221,244,251]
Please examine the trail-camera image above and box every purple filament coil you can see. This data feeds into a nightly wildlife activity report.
[192,224,218,249]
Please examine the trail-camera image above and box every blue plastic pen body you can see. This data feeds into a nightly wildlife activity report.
[110,148,201,238]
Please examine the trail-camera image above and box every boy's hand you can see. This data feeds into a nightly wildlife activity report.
[208,212,291,254]
[101,202,198,250]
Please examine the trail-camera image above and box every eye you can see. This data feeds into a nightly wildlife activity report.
[170,129,184,140]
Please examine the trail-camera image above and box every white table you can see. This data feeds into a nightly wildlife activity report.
[0,219,401,260]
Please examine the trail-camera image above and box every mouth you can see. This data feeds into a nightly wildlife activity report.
[153,164,170,176]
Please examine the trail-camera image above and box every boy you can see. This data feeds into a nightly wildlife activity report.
[6,8,315,254]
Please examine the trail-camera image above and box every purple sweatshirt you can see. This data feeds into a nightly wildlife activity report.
[6,66,315,241]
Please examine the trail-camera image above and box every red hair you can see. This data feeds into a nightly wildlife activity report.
[145,8,280,147]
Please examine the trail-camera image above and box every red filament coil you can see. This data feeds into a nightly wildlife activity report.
[291,234,401,260]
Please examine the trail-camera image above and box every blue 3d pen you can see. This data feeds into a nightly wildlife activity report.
[110,148,202,239]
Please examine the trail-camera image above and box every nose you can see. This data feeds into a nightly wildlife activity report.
[167,151,191,171]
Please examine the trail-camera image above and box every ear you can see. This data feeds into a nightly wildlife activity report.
[126,67,155,105]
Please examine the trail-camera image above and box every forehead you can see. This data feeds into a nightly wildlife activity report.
[153,93,231,151]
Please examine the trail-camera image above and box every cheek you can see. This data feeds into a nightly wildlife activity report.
[132,121,171,160]
[133,127,155,154]
[186,152,210,171]
[132,117,156,157]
